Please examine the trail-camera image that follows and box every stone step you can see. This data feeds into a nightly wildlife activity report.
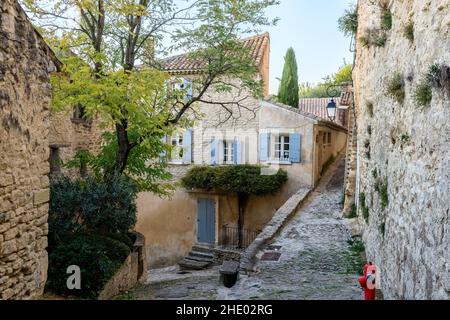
[178,258,211,270]
[187,254,214,264]
[192,244,214,254]
[189,251,214,261]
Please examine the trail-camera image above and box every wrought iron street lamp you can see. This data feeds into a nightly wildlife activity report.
[326,99,337,121]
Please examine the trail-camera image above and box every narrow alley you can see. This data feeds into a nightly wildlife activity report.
[122,158,363,300]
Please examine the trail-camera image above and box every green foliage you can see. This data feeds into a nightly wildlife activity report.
[348,203,357,219]
[64,149,93,176]
[400,133,410,143]
[373,34,387,47]
[49,174,139,241]
[181,165,288,196]
[359,192,369,223]
[371,168,378,179]
[48,176,83,248]
[345,237,366,275]
[46,233,130,298]
[403,21,414,42]
[80,174,139,235]
[380,9,392,31]
[367,125,372,135]
[385,72,405,104]
[338,4,358,37]
[277,48,299,108]
[299,64,352,98]
[374,178,388,209]
[413,79,433,108]
[359,36,370,48]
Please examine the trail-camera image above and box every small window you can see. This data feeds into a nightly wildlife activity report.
[49,147,61,175]
[223,141,235,164]
[170,133,184,163]
[273,135,290,161]
[328,132,332,144]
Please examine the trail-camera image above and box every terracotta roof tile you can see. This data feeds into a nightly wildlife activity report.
[298,98,341,120]
[161,32,269,74]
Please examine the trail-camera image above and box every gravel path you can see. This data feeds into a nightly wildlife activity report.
[120,157,362,300]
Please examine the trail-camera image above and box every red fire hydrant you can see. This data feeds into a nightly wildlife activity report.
[358,262,376,300]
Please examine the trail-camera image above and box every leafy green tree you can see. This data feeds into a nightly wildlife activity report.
[24,0,279,194]
[182,165,288,247]
[299,64,353,98]
[277,47,299,107]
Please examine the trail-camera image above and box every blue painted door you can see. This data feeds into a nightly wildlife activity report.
[197,199,215,244]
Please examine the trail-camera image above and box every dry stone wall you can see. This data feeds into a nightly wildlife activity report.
[0,0,59,299]
[354,0,450,299]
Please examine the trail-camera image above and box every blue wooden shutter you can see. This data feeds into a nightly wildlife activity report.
[259,133,269,162]
[289,133,301,163]
[233,138,242,164]
[210,138,218,165]
[183,130,193,163]
[184,79,193,101]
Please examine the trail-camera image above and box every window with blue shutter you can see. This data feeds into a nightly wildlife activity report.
[233,139,242,164]
[259,133,269,162]
[183,79,193,101]
[210,138,218,165]
[182,130,193,163]
[289,133,301,163]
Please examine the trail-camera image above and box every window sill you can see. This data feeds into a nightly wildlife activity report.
[168,160,184,165]
[266,159,292,165]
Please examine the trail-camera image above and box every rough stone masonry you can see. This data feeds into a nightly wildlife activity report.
[0,0,60,299]
[354,0,450,299]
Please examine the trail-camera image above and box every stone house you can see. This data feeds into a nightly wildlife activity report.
[135,33,348,267]
[0,0,61,299]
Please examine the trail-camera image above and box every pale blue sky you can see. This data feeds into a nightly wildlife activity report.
[265,0,357,94]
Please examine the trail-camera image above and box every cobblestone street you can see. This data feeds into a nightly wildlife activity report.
[123,158,362,300]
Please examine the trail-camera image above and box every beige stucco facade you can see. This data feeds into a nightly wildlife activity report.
[136,100,347,268]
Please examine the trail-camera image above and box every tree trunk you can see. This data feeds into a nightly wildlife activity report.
[114,121,131,174]
[237,193,249,248]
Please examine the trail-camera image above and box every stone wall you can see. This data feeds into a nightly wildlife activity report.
[0,0,59,299]
[354,0,450,299]
[49,111,103,176]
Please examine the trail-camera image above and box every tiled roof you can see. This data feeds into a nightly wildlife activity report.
[161,32,269,74]
[298,98,341,120]
[261,99,347,132]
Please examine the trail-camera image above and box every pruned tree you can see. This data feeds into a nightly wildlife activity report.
[277,47,299,108]
[23,0,279,194]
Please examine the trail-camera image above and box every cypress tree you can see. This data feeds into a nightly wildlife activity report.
[278,47,299,108]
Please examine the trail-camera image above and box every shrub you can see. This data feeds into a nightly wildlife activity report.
[379,182,389,210]
[371,168,378,179]
[385,72,405,104]
[48,176,84,248]
[49,174,139,243]
[413,79,432,108]
[338,4,358,37]
[380,9,392,30]
[80,174,138,235]
[182,165,288,196]
[46,233,130,298]
[367,125,372,135]
[180,166,216,190]
[403,21,414,42]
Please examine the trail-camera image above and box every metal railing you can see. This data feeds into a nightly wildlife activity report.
[220,225,261,251]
